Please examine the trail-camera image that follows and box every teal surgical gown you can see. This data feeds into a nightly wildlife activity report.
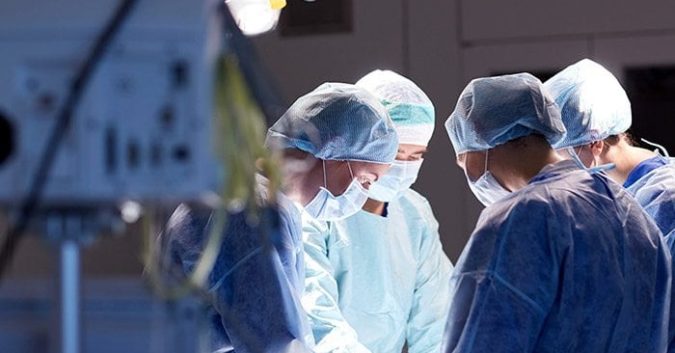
[302,189,453,353]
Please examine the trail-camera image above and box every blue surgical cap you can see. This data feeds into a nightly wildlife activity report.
[265,82,398,163]
[445,73,566,155]
[544,59,631,149]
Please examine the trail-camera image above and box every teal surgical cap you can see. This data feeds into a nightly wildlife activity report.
[266,82,399,163]
[356,70,435,147]
[544,59,631,149]
[445,73,566,155]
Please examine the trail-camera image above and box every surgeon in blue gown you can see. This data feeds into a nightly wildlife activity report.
[545,57,675,352]
[441,73,672,353]
[162,83,399,353]
[545,58,675,248]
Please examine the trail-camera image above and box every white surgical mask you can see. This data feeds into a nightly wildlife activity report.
[304,161,370,221]
[368,159,423,202]
[465,150,510,207]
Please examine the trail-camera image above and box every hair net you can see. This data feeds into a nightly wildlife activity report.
[544,59,631,149]
[266,82,398,163]
[445,73,566,155]
[356,70,435,146]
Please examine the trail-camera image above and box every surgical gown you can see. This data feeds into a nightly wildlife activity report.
[162,175,313,353]
[624,156,675,249]
[442,160,672,353]
[302,189,454,353]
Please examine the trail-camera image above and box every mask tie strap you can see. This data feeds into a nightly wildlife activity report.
[641,138,670,158]
[484,149,489,174]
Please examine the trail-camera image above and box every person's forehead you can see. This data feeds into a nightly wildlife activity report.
[399,144,427,153]
[351,161,388,171]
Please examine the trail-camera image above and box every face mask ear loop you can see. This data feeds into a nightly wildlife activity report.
[576,145,597,168]
[567,147,587,170]
[484,149,490,175]
[568,146,615,174]
[322,160,328,188]
[347,161,355,180]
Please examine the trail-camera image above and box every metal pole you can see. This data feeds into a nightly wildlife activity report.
[60,238,80,353]
[51,214,82,353]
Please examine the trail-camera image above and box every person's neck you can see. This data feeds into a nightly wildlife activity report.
[603,144,657,185]
[491,138,564,191]
[362,198,386,216]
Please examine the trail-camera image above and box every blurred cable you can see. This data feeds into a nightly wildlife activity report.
[143,6,286,352]
[220,2,289,125]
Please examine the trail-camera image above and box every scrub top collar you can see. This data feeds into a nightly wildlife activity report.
[623,155,669,188]
[529,160,580,185]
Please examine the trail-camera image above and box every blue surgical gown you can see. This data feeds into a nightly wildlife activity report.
[442,160,672,353]
[624,156,675,248]
[302,189,454,353]
[162,175,313,353]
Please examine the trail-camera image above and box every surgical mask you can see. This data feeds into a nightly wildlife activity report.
[304,161,370,221]
[566,146,614,174]
[368,159,423,202]
[465,150,510,207]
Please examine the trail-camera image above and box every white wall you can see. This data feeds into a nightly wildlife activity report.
[460,0,675,42]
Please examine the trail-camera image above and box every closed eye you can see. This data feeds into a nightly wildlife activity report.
[357,175,377,187]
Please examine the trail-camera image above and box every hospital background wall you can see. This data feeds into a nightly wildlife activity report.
[2,0,675,350]
[251,0,675,262]
[3,0,675,319]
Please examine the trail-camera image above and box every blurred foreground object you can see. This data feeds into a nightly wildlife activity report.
[0,0,287,352]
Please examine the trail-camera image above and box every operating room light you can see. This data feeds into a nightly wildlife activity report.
[120,200,142,224]
[226,0,286,36]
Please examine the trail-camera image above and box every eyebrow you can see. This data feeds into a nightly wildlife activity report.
[399,148,429,154]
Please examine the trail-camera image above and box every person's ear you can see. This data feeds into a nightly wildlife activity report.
[589,140,605,166]
[589,140,604,157]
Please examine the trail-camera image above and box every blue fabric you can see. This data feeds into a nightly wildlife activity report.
[445,73,566,155]
[162,176,313,353]
[265,82,398,164]
[442,160,672,353]
[625,158,675,250]
[302,189,454,353]
[544,59,632,149]
[624,155,669,188]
